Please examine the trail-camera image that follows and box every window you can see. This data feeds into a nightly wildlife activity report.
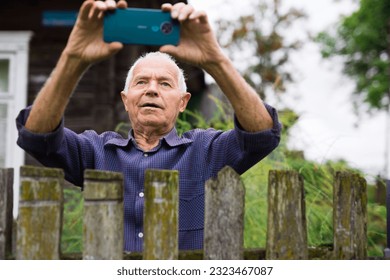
[0,32,33,214]
[0,57,12,167]
[0,103,8,166]
[0,59,10,92]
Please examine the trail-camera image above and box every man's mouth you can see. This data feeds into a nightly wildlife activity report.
[140,102,163,109]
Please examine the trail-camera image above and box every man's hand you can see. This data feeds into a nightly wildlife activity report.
[63,0,127,65]
[160,3,227,70]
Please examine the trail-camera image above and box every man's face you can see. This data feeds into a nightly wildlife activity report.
[121,56,191,133]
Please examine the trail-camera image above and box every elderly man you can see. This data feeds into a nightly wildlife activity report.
[16,0,281,252]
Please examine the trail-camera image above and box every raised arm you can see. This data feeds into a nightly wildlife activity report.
[160,3,274,132]
[25,0,126,133]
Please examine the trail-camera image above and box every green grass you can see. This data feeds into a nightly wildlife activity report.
[61,186,83,253]
[241,155,387,257]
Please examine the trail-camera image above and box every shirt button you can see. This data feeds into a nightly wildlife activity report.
[139,192,144,198]
[143,153,148,157]
[138,232,144,238]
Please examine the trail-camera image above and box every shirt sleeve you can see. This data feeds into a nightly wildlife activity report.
[233,103,281,152]
[207,102,281,176]
[16,106,94,187]
[16,106,65,156]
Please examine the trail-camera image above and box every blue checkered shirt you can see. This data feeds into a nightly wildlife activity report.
[16,104,281,252]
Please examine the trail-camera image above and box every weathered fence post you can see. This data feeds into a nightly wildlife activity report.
[143,169,179,260]
[385,179,390,259]
[0,168,13,259]
[83,169,124,260]
[204,166,245,260]
[16,166,63,260]
[375,177,386,205]
[266,170,308,260]
[333,171,367,259]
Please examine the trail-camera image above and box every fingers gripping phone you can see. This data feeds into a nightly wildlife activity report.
[103,8,180,46]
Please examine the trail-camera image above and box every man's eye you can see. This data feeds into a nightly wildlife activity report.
[161,82,171,87]
[136,81,146,85]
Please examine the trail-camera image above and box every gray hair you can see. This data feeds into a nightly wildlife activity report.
[123,52,187,94]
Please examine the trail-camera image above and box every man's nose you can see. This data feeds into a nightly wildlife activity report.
[145,81,159,97]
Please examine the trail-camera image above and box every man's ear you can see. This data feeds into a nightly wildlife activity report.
[179,92,191,113]
[121,91,128,111]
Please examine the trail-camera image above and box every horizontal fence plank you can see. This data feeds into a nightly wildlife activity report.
[60,246,334,260]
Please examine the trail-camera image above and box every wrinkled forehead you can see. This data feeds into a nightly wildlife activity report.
[132,56,180,81]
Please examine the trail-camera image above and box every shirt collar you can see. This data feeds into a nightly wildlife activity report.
[162,127,193,147]
[104,127,193,148]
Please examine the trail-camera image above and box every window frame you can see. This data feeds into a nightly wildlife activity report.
[0,31,33,215]
[0,54,16,168]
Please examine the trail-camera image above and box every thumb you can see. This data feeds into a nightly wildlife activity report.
[159,44,178,57]
[108,42,124,55]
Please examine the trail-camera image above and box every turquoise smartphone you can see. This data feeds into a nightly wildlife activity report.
[103,8,180,46]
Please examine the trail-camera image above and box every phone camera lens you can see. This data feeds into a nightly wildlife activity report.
[160,22,173,34]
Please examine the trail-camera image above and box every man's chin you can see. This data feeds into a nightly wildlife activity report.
[138,116,166,127]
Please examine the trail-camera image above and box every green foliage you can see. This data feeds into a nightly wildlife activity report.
[367,202,387,256]
[241,155,288,248]
[215,0,306,99]
[114,122,131,138]
[177,94,234,134]
[316,0,390,110]
[61,186,83,254]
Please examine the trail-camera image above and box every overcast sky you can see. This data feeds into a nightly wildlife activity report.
[189,0,389,179]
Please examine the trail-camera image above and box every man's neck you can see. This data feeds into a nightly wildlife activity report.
[132,126,172,152]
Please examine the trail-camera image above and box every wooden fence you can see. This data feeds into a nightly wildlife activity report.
[0,165,374,260]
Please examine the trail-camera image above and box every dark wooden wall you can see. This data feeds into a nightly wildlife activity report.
[0,0,206,165]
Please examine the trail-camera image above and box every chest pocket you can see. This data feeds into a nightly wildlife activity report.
[179,179,205,231]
